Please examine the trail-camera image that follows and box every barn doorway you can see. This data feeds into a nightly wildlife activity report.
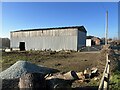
[19,42,25,51]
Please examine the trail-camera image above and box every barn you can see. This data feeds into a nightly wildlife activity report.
[0,38,10,49]
[10,26,87,51]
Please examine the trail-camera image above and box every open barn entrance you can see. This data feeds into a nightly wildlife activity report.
[19,42,25,51]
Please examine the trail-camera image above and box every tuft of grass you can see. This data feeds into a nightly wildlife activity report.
[110,71,120,90]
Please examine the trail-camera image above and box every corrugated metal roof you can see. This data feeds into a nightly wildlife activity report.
[11,26,87,33]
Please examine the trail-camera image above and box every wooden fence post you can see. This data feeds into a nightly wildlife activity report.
[98,53,110,90]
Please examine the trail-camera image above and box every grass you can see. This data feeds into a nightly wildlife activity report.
[1,51,106,72]
[110,70,120,90]
[109,50,120,90]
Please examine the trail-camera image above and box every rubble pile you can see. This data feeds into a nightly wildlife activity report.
[0,61,100,89]
[0,60,58,79]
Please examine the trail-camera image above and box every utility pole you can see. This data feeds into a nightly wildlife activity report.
[98,10,110,90]
[105,11,108,45]
[104,10,109,90]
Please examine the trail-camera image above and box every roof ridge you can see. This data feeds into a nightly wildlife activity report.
[11,25,86,33]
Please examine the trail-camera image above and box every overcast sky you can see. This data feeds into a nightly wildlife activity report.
[2,2,118,38]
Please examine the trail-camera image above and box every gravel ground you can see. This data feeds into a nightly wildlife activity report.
[0,60,58,79]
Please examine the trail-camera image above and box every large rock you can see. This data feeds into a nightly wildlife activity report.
[19,73,46,89]
[46,78,72,90]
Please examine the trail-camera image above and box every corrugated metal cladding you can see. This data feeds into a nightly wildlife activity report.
[10,26,87,51]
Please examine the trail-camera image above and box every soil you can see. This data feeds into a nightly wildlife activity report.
[2,51,106,73]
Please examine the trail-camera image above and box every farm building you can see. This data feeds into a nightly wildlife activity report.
[10,26,87,51]
[0,38,10,49]
[86,36,101,46]
[86,39,92,47]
